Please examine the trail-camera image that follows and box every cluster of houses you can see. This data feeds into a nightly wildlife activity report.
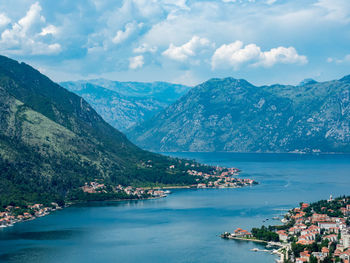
[186,167,256,188]
[278,198,350,263]
[296,247,332,263]
[222,196,350,263]
[82,182,169,198]
[0,203,61,228]
[82,181,106,193]
[115,185,168,198]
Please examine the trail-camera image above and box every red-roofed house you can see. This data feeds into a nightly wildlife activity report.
[300,250,310,259]
[312,213,329,223]
[233,228,252,238]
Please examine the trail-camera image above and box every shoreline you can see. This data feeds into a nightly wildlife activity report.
[162,151,350,155]
[221,235,286,262]
[0,195,165,229]
[2,161,257,229]
[221,235,268,244]
[142,185,192,190]
[1,185,254,229]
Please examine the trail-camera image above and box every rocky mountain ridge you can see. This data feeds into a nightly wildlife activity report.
[60,80,190,131]
[128,76,350,153]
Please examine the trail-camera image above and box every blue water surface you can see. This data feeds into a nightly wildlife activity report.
[1,153,349,263]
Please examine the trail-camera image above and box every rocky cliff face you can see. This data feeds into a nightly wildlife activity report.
[128,77,350,153]
[60,80,190,131]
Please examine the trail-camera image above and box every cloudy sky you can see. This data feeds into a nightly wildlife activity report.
[0,0,349,86]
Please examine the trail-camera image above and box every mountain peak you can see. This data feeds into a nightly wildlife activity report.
[299,78,317,86]
[203,77,254,87]
[339,74,350,82]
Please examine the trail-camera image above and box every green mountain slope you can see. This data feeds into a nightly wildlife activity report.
[60,80,190,131]
[0,55,196,207]
[128,77,350,153]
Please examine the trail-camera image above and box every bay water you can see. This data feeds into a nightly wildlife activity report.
[1,153,349,263]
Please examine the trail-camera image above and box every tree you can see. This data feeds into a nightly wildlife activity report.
[321,256,332,263]
[291,242,306,257]
[309,255,317,263]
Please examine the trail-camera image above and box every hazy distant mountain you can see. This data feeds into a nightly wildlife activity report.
[60,80,190,131]
[0,55,197,207]
[128,77,350,153]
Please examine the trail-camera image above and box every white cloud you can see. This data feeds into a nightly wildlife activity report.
[133,43,158,53]
[222,0,276,4]
[0,2,62,55]
[0,0,345,85]
[32,43,62,55]
[222,0,256,3]
[256,46,308,67]
[112,21,143,45]
[315,0,350,23]
[211,41,260,69]
[162,35,211,61]
[163,0,190,10]
[341,55,350,63]
[39,24,59,36]
[212,40,307,69]
[327,54,350,64]
[0,13,10,28]
[129,55,144,69]
[266,0,277,4]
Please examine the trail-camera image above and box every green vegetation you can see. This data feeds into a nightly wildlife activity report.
[307,196,349,217]
[251,226,279,242]
[0,55,205,209]
[309,255,317,263]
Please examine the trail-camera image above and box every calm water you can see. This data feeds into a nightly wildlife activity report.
[1,153,350,263]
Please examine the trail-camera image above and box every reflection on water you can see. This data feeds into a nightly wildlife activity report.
[0,247,56,263]
[2,229,83,241]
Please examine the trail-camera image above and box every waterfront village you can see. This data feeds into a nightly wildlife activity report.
[222,195,350,263]
[0,164,257,228]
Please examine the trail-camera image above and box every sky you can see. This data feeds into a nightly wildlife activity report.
[0,0,349,86]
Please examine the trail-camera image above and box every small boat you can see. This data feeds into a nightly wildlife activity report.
[164,190,171,194]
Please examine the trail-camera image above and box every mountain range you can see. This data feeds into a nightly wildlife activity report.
[128,77,350,153]
[60,80,190,131]
[0,55,197,207]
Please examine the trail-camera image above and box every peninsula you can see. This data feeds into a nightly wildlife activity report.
[222,195,350,263]
[0,164,257,228]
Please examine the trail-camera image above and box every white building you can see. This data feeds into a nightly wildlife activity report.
[318,221,337,230]
[343,232,350,249]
